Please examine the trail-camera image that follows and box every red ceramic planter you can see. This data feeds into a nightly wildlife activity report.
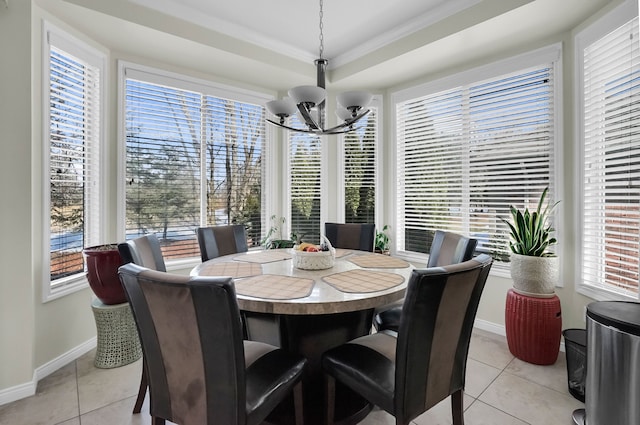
[83,245,127,305]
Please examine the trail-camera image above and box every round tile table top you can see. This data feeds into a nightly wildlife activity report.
[191,249,414,315]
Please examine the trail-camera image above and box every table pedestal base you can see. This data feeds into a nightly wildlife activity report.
[244,309,374,425]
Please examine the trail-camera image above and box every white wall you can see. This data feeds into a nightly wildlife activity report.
[0,0,36,398]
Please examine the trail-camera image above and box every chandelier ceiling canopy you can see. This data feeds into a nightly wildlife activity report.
[265,0,372,135]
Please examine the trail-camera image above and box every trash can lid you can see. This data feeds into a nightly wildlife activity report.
[562,328,586,346]
[587,301,640,337]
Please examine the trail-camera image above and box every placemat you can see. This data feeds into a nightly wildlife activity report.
[334,248,352,258]
[348,254,410,269]
[234,275,314,300]
[323,269,405,293]
[196,262,262,278]
[233,251,292,264]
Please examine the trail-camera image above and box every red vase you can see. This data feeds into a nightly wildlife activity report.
[83,245,127,305]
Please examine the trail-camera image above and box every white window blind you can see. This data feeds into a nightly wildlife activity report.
[396,64,556,268]
[344,108,377,223]
[581,16,640,297]
[125,76,265,260]
[289,115,322,244]
[47,40,102,283]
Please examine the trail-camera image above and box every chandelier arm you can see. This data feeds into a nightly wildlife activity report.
[322,109,371,133]
[266,119,318,134]
[267,119,364,135]
[297,103,321,130]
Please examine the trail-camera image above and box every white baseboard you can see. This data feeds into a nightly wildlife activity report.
[0,337,96,406]
[0,378,36,407]
[35,337,96,381]
[474,318,506,336]
[474,318,566,353]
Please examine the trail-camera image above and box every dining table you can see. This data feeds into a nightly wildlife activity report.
[191,248,414,425]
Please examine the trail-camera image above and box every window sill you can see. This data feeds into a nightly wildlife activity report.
[44,274,89,303]
[576,285,639,303]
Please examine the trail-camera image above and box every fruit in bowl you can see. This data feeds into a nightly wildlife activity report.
[295,241,331,252]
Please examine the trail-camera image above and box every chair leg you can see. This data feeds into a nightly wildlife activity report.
[152,417,165,425]
[324,374,336,425]
[451,389,464,425]
[293,381,304,425]
[132,358,148,414]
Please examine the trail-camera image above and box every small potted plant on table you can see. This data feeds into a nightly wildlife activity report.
[375,225,391,255]
[261,215,297,249]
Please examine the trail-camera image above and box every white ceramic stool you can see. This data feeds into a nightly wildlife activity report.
[91,299,142,368]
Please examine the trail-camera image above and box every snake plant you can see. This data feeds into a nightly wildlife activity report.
[500,187,559,257]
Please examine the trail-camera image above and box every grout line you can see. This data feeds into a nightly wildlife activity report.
[472,399,532,425]
[75,359,82,424]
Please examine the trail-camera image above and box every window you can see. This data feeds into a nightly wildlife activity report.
[578,6,639,298]
[343,107,378,224]
[393,46,559,270]
[287,106,380,243]
[44,24,104,295]
[288,115,322,244]
[123,66,267,260]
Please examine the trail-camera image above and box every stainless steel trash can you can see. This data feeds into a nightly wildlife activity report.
[573,301,640,425]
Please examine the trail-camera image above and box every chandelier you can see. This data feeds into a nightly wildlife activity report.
[265,0,372,135]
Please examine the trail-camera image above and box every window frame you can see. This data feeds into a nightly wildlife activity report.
[117,62,273,269]
[574,0,640,301]
[41,21,107,302]
[391,44,563,275]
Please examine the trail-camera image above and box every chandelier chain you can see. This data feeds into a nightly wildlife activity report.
[318,0,324,59]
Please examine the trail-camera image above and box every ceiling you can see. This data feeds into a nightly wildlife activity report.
[50,0,618,91]
[128,0,484,66]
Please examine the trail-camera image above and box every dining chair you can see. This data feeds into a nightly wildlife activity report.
[118,263,307,425]
[197,224,248,262]
[324,222,375,252]
[322,254,493,425]
[373,230,477,332]
[117,234,166,414]
[118,234,166,272]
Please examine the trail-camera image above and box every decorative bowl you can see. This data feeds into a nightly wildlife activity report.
[292,236,335,270]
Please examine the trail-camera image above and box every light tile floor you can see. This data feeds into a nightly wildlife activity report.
[0,329,584,425]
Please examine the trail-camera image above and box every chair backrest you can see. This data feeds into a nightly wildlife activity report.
[426,230,477,268]
[118,234,166,272]
[197,225,248,262]
[324,222,375,252]
[394,254,492,423]
[119,263,247,425]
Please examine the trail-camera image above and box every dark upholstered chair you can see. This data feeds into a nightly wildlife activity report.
[373,230,478,332]
[197,225,248,262]
[118,234,166,272]
[119,263,307,425]
[324,222,375,252]
[117,234,166,414]
[322,254,493,425]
